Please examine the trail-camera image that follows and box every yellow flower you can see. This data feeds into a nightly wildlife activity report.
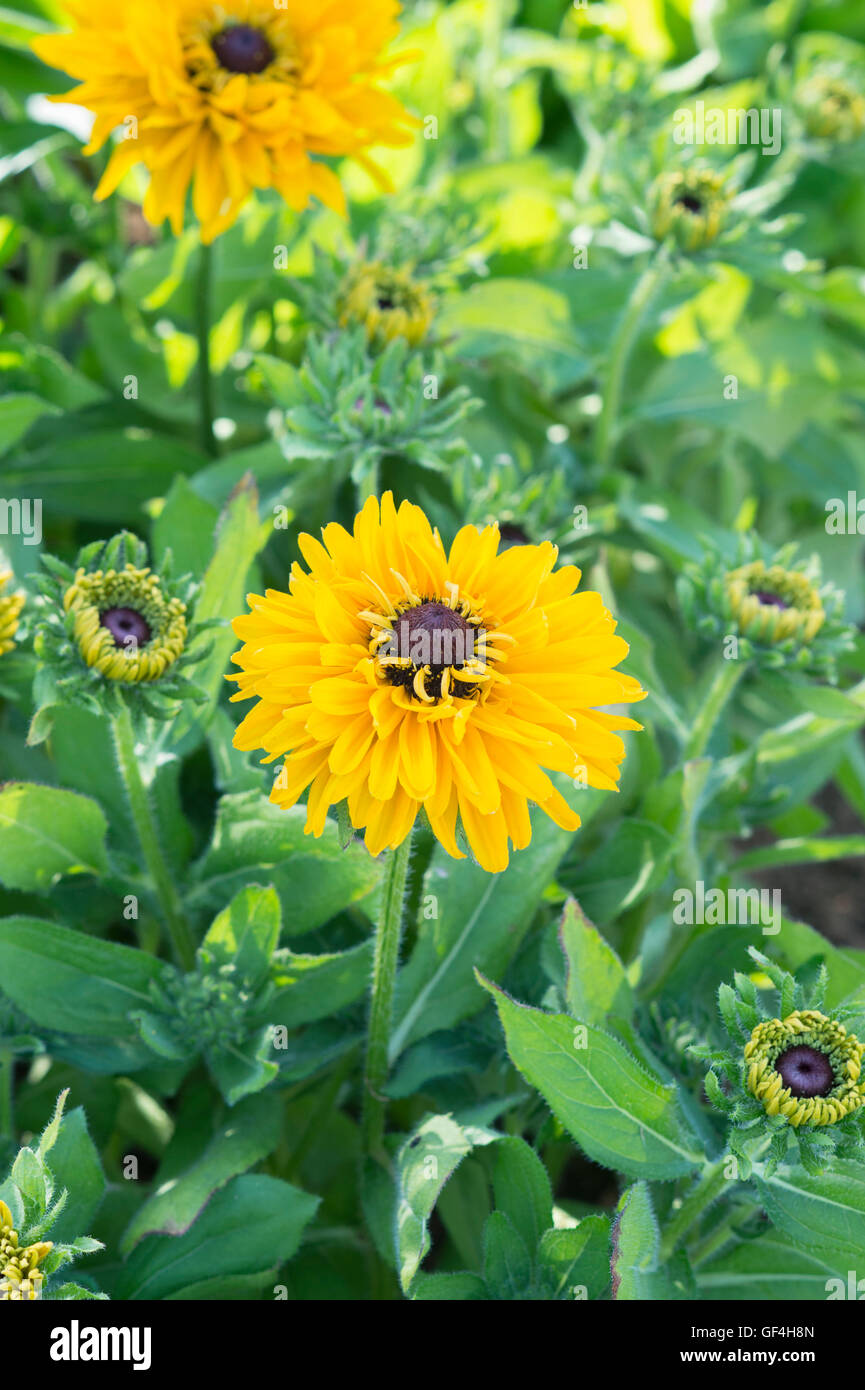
[230,493,645,873]
[724,560,826,646]
[0,1200,52,1302]
[338,261,434,348]
[63,563,188,683]
[33,0,418,242]
[0,570,24,656]
[744,1010,865,1127]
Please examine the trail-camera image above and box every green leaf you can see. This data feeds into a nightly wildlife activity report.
[391,795,582,1057]
[174,473,268,736]
[480,977,704,1179]
[268,940,373,1029]
[120,1093,283,1254]
[0,783,109,890]
[411,1271,488,1300]
[189,791,381,935]
[754,1160,865,1262]
[0,917,163,1037]
[696,1228,850,1300]
[438,279,590,393]
[115,1174,319,1300]
[563,819,673,925]
[482,1211,532,1299]
[396,1113,500,1293]
[152,474,220,578]
[0,392,60,455]
[491,1136,552,1256]
[559,898,634,1026]
[734,836,865,871]
[202,884,281,989]
[537,1215,612,1300]
[611,1182,659,1300]
[611,1182,695,1300]
[42,1107,106,1246]
[206,1031,279,1108]
[8,428,206,521]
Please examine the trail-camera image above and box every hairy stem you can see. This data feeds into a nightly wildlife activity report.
[111,703,196,970]
[659,1158,728,1263]
[596,245,670,469]
[362,832,413,1157]
[684,658,746,761]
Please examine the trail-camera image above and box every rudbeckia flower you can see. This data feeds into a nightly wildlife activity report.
[230,493,645,873]
[0,570,24,657]
[0,1201,53,1302]
[338,261,434,348]
[33,0,418,242]
[33,532,212,723]
[745,1010,865,1128]
[701,948,865,1175]
[678,537,854,677]
[647,168,728,252]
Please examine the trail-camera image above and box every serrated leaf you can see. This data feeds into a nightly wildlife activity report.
[481,977,704,1179]
[559,898,634,1026]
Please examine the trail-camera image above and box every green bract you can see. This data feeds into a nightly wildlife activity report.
[30,532,213,728]
[696,949,865,1178]
[677,537,855,676]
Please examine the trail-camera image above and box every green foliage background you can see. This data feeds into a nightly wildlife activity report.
[1,0,865,1301]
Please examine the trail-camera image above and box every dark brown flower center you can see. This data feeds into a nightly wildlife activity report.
[384,601,481,700]
[101,607,151,648]
[775,1044,834,1098]
[752,590,790,609]
[212,24,274,74]
[675,194,703,214]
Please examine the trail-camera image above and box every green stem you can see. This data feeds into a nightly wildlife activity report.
[111,704,196,971]
[196,239,219,459]
[0,1049,14,1148]
[684,658,746,761]
[596,244,670,469]
[659,1158,728,1263]
[362,832,413,1157]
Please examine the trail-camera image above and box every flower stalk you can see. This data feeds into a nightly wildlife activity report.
[362,831,414,1157]
[684,657,746,760]
[111,703,195,970]
[658,1157,728,1263]
[596,243,670,469]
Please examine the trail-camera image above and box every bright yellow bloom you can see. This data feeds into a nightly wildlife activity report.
[33,0,417,242]
[0,1200,52,1302]
[0,570,24,656]
[230,494,645,873]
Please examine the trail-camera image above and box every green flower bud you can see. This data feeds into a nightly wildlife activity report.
[647,168,729,252]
